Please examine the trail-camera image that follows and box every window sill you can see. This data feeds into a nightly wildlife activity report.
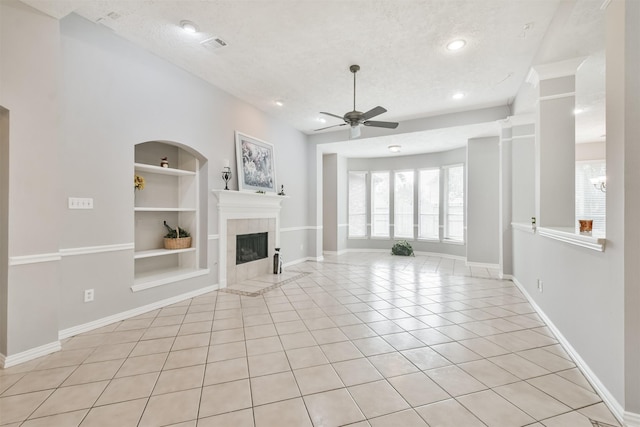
[512,222,605,251]
[417,238,440,243]
[511,222,536,233]
[348,236,369,240]
[442,239,465,246]
[537,227,606,252]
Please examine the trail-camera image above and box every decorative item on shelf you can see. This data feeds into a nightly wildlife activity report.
[278,185,285,196]
[256,190,265,194]
[221,159,232,191]
[160,157,169,168]
[531,216,536,230]
[163,221,192,249]
[134,174,145,191]
[273,248,283,274]
[578,219,593,235]
[391,240,414,256]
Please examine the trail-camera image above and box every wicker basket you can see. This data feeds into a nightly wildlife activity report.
[164,237,192,250]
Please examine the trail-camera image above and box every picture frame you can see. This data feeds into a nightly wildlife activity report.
[235,131,277,193]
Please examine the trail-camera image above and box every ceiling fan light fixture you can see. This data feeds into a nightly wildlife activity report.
[350,125,361,139]
[180,20,198,34]
[388,145,401,153]
[446,39,466,51]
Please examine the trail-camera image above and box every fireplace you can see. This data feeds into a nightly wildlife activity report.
[212,190,287,287]
[236,232,268,265]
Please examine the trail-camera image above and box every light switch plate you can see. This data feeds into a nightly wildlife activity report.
[69,197,94,209]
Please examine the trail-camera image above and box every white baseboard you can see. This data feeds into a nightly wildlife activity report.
[323,250,349,256]
[331,248,466,261]
[499,273,513,280]
[511,276,626,425]
[413,251,466,261]
[283,256,323,268]
[0,341,62,368]
[625,411,640,427]
[466,261,500,269]
[59,285,218,340]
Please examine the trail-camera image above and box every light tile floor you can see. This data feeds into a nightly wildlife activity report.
[0,253,622,427]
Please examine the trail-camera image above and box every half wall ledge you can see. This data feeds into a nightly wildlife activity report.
[511,222,606,252]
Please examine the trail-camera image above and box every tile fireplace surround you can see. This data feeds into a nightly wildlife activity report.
[212,190,288,287]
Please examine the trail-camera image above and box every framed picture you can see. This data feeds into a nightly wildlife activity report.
[235,131,277,193]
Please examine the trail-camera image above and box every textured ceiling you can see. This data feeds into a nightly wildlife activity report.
[23,0,606,156]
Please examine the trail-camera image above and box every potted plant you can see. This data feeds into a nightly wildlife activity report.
[391,240,415,256]
[163,221,191,249]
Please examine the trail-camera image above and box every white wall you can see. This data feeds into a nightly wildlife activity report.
[322,154,338,251]
[511,128,536,223]
[0,108,9,355]
[576,141,606,161]
[56,13,311,330]
[337,155,348,252]
[466,137,500,265]
[618,0,640,416]
[1,0,62,355]
[0,5,311,357]
[507,1,640,419]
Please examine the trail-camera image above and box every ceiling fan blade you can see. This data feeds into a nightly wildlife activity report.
[314,123,347,131]
[360,106,387,121]
[320,111,345,120]
[363,120,399,129]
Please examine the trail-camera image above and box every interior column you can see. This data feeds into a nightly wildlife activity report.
[530,58,585,227]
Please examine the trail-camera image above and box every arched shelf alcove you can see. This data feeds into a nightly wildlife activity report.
[133,140,208,292]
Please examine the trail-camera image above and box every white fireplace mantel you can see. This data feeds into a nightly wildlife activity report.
[212,190,288,287]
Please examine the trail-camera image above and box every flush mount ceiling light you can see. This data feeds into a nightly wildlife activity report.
[446,39,466,51]
[274,100,284,107]
[452,92,466,100]
[388,145,401,153]
[573,108,584,115]
[180,20,198,34]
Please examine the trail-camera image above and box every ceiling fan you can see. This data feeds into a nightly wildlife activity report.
[315,64,399,138]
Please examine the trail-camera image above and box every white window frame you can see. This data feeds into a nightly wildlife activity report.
[443,163,465,243]
[370,170,390,239]
[418,168,440,241]
[393,169,415,240]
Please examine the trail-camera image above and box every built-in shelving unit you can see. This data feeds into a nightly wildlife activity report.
[133,142,208,291]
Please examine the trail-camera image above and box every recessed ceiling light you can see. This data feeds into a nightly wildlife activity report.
[573,108,584,115]
[317,117,326,123]
[452,92,466,100]
[180,20,198,34]
[446,39,466,51]
[388,145,401,153]
[274,100,284,107]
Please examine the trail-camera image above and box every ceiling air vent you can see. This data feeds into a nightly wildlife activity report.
[201,37,228,51]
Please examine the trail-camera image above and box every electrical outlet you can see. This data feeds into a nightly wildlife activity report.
[84,289,95,302]
[537,279,543,293]
[69,197,94,209]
